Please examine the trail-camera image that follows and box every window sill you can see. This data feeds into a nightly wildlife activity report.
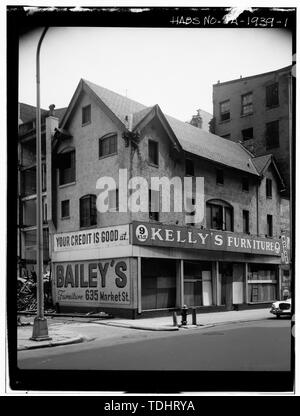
[240,113,253,118]
[266,104,279,110]
[61,216,70,220]
[82,121,91,127]
[58,181,76,189]
[99,152,118,160]
[79,224,98,230]
[149,218,160,223]
[219,119,231,124]
[148,161,159,168]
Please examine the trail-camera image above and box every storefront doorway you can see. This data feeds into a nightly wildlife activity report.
[141,258,177,310]
[219,262,233,310]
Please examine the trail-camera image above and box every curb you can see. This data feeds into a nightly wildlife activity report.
[94,316,269,331]
[94,321,179,331]
[17,335,93,351]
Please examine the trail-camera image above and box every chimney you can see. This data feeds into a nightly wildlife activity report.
[125,114,133,131]
[190,109,203,129]
[49,104,55,116]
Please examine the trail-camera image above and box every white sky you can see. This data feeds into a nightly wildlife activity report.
[19,27,292,121]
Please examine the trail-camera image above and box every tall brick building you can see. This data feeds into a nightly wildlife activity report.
[38,79,289,318]
[212,65,292,201]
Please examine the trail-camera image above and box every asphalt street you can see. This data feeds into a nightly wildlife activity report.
[18,318,291,371]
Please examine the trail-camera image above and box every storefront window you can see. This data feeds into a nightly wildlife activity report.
[141,259,176,310]
[184,261,213,307]
[247,264,278,302]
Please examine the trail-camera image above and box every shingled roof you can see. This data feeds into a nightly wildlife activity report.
[64,79,260,176]
[251,154,273,174]
[19,103,67,124]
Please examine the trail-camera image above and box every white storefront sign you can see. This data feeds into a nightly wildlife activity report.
[54,225,129,252]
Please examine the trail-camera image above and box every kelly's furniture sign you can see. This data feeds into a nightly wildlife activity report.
[54,258,130,305]
[133,222,282,256]
[54,225,129,252]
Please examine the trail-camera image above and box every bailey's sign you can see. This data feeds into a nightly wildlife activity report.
[133,222,282,256]
[54,258,131,305]
[54,225,129,252]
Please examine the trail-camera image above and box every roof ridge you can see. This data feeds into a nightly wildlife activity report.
[78,79,259,175]
[83,79,147,110]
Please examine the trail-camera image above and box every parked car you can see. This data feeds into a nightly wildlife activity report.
[270,298,292,318]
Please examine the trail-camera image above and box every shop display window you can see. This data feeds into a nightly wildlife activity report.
[247,264,278,302]
[184,261,212,307]
[141,259,176,310]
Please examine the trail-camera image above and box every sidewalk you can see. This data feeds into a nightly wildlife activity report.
[17,308,272,351]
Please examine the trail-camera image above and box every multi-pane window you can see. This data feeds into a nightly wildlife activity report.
[58,150,75,185]
[149,189,159,221]
[266,120,279,149]
[185,159,194,176]
[149,140,159,166]
[267,214,273,237]
[241,93,253,116]
[243,210,250,234]
[242,127,253,141]
[80,194,97,228]
[266,178,272,198]
[266,83,279,107]
[220,100,230,121]
[99,134,117,158]
[242,177,249,192]
[206,200,233,232]
[82,104,91,125]
[61,200,70,218]
[216,169,224,185]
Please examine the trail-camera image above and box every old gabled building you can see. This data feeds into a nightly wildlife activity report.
[38,79,289,318]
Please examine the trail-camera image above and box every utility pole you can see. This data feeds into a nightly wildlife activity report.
[31,27,51,341]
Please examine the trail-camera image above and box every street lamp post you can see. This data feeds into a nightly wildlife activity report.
[31,27,51,341]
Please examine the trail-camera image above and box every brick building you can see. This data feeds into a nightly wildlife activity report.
[18,103,66,279]
[40,79,290,318]
[212,65,292,212]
